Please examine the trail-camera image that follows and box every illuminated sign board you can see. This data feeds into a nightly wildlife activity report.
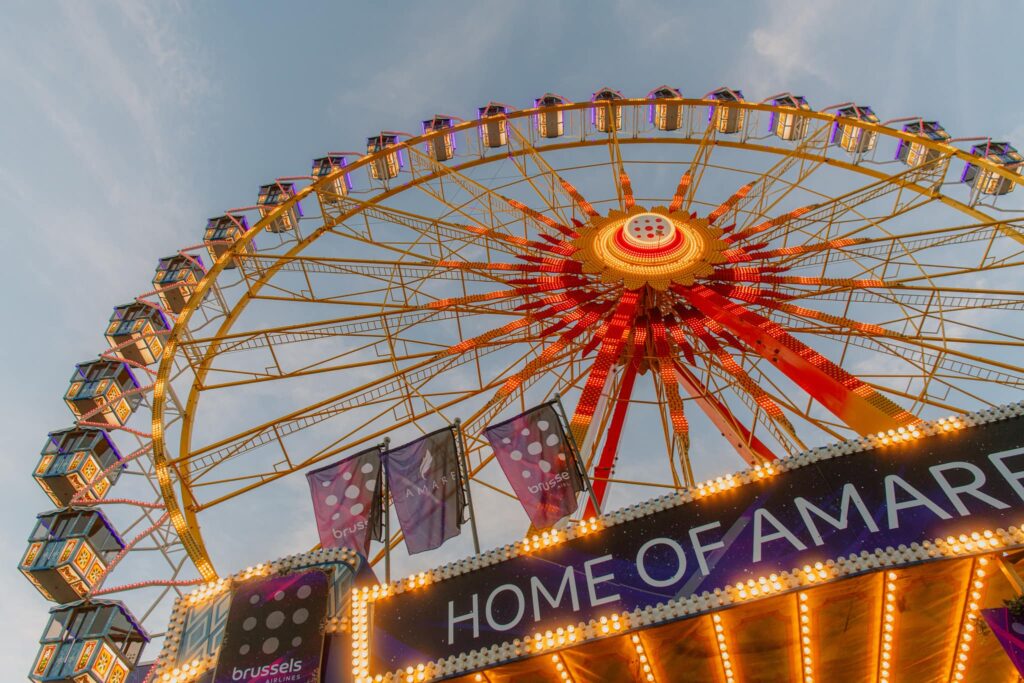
[365,408,1024,678]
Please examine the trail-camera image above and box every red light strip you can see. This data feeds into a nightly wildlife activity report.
[670,359,778,465]
[726,204,814,244]
[677,284,917,434]
[463,224,576,256]
[650,318,690,436]
[707,182,753,224]
[673,311,789,425]
[620,170,635,210]
[668,172,692,213]
[559,179,600,218]
[506,198,579,239]
[775,303,890,337]
[583,353,640,517]
[571,290,640,429]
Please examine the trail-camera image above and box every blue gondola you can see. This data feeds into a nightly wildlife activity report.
[34,427,122,506]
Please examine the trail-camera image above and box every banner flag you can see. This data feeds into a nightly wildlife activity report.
[484,401,585,528]
[213,569,329,683]
[983,608,1024,675]
[306,447,383,555]
[385,427,466,555]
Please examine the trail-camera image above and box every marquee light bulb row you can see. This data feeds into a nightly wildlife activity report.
[152,546,361,682]
[631,633,658,683]
[712,613,735,683]
[550,652,576,682]
[158,655,215,683]
[798,592,814,683]
[350,402,1024,682]
[877,572,899,683]
[950,557,990,682]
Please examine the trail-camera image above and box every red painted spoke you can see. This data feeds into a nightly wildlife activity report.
[671,359,778,465]
[676,284,917,435]
[584,353,640,517]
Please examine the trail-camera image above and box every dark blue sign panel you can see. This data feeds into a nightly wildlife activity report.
[370,415,1024,672]
[214,570,329,683]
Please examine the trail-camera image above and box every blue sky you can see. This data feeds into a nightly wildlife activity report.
[2,0,1023,676]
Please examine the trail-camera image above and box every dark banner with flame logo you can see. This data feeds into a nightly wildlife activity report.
[368,415,1024,673]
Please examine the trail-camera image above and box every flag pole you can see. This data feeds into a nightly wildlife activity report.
[381,437,391,585]
[453,418,481,555]
[553,392,602,516]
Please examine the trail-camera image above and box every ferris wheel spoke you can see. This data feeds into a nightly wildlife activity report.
[602,108,628,210]
[677,284,916,435]
[174,337,528,476]
[405,143,564,240]
[669,311,794,436]
[196,340,592,507]
[320,193,524,259]
[177,306,512,361]
[774,219,1024,271]
[729,159,949,248]
[504,124,576,227]
[649,317,691,485]
[671,359,779,464]
[676,113,718,213]
[731,120,834,229]
[769,307,1024,387]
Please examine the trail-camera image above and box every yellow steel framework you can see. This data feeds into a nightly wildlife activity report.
[148,99,1024,581]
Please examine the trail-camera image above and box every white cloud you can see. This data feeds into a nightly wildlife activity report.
[741,0,841,92]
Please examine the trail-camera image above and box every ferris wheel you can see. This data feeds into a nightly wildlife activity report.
[19,85,1024,680]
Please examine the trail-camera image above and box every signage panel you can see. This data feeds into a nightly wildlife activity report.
[214,570,329,683]
[370,414,1024,672]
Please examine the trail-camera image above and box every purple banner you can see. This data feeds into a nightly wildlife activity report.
[306,447,382,555]
[983,608,1024,675]
[214,570,329,683]
[485,402,584,528]
[370,414,1024,673]
[386,428,465,555]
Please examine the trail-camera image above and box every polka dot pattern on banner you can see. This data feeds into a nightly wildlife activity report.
[225,571,327,669]
[309,452,382,548]
[485,404,582,527]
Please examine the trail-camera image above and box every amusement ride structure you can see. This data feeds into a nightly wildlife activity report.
[18,86,1024,682]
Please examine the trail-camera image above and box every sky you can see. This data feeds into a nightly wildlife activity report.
[2,0,1024,677]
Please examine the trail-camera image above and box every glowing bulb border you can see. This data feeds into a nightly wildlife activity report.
[349,402,1024,682]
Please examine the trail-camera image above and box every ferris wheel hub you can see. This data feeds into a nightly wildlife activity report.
[620,212,679,250]
[573,206,728,290]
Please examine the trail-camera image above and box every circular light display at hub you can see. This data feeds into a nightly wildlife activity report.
[573,207,729,290]
[622,213,678,249]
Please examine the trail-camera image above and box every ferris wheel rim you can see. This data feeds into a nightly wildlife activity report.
[150,98,1024,581]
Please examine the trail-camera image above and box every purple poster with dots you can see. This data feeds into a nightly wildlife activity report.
[214,570,329,683]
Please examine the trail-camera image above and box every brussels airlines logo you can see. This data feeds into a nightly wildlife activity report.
[331,518,368,540]
[231,658,302,681]
[528,470,570,494]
